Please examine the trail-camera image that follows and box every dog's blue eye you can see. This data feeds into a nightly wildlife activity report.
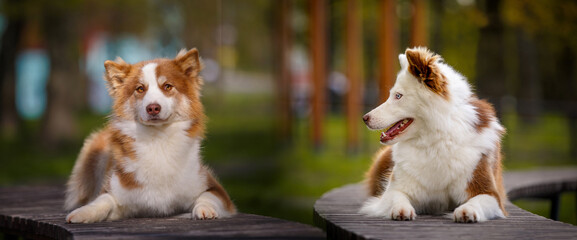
[395,93,403,99]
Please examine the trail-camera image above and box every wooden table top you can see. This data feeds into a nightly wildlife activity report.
[0,185,324,239]
[314,168,577,240]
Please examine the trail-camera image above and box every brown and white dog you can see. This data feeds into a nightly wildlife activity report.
[360,47,507,223]
[64,49,236,223]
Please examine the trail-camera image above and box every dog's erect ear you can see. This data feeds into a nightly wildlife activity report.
[405,47,448,99]
[104,58,131,95]
[405,47,436,82]
[175,48,203,81]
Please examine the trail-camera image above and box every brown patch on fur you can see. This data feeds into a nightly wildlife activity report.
[107,65,140,120]
[204,168,236,213]
[115,162,141,190]
[470,98,495,133]
[175,48,203,79]
[99,163,113,195]
[109,129,137,160]
[72,129,112,208]
[174,49,206,138]
[77,151,103,205]
[107,128,140,190]
[153,56,206,138]
[366,146,395,196]
[492,143,507,213]
[466,150,508,215]
[405,47,449,99]
[186,119,206,139]
[104,58,131,95]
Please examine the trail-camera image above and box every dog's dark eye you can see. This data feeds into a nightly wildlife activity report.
[395,93,403,100]
[136,86,145,93]
[163,84,173,91]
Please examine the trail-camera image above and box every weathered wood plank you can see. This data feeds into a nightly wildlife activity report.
[314,168,577,240]
[0,185,324,239]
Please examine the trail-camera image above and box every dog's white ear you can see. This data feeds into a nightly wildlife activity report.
[175,48,203,81]
[399,54,408,70]
[104,58,131,95]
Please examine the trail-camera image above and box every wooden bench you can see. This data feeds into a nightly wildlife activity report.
[0,185,324,239]
[314,168,577,239]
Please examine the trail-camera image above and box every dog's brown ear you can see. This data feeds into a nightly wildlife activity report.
[175,48,203,81]
[405,47,448,99]
[104,58,131,95]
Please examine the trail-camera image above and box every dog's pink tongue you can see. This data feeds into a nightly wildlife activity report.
[380,129,398,142]
[385,121,403,135]
[380,132,393,142]
[380,119,410,143]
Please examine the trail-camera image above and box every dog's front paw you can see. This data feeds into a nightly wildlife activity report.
[390,204,416,221]
[192,203,219,220]
[453,205,478,223]
[360,196,416,221]
[66,206,107,223]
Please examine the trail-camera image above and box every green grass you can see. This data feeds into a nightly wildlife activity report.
[0,93,575,226]
[513,192,576,225]
[503,113,575,169]
[0,111,104,185]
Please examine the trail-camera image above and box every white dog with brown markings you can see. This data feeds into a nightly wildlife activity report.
[64,49,236,223]
[360,47,507,223]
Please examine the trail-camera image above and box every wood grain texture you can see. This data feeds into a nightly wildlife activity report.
[314,168,577,240]
[0,185,324,239]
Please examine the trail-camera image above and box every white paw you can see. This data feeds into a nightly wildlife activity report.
[453,205,479,223]
[192,203,219,220]
[390,204,416,221]
[66,206,107,223]
[360,196,416,221]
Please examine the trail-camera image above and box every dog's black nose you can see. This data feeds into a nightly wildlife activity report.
[146,103,161,116]
[362,115,370,123]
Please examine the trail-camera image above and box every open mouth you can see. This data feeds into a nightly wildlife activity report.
[380,118,414,143]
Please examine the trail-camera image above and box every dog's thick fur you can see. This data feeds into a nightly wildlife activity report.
[360,47,507,223]
[64,49,236,223]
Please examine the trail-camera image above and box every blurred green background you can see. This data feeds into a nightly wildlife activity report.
[0,0,576,227]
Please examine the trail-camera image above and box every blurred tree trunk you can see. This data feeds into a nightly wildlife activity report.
[475,0,506,117]
[515,28,541,123]
[0,17,24,139]
[345,0,362,152]
[377,0,398,103]
[410,0,427,47]
[40,13,81,147]
[309,0,327,149]
[274,0,293,142]
[559,46,577,160]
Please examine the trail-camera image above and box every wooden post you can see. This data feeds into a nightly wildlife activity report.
[410,0,427,47]
[378,0,398,103]
[345,0,362,152]
[277,0,292,141]
[309,0,327,149]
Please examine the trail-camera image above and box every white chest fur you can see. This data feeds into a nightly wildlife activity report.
[110,120,207,217]
[391,138,482,213]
